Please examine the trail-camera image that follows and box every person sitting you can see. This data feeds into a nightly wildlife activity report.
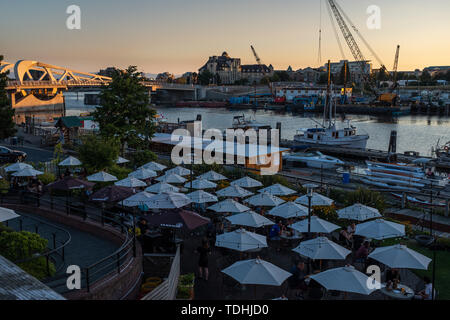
[137,218,149,236]
[347,223,356,235]
[269,221,281,241]
[288,261,308,298]
[339,229,353,246]
[414,276,435,300]
[386,268,401,283]
[355,241,370,268]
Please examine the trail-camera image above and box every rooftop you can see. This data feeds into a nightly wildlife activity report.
[0,255,65,300]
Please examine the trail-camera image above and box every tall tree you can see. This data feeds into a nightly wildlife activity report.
[0,55,16,139]
[93,66,156,152]
[198,70,214,85]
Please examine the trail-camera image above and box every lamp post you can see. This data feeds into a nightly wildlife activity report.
[304,183,318,236]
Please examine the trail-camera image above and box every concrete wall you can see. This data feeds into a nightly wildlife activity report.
[10,92,65,124]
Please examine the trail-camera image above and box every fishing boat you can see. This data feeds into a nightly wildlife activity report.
[292,80,369,149]
[284,151,344,169]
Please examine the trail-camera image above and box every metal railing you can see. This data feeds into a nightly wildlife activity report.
[4,211,72,276]
[0,189,135,293]
[141,245,180,300]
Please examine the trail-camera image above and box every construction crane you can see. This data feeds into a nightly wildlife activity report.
[326,0,377,95]
[379,45,401,106]
[250,45,273,105]
[250,45,267,76]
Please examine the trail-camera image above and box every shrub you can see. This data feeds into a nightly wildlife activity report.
[129,149,157,168]
[108,164,132,180]
[343,188,386,213]
[0,179,9,193]
[39,172,56,185]
[77,134,120,172]
[0,230,55,279]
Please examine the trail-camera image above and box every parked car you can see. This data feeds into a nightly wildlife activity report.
[0,146,27,163]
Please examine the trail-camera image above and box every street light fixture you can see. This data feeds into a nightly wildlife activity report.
[304,183,318,235]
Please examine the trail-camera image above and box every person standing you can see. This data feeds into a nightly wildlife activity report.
[196,239,211,281]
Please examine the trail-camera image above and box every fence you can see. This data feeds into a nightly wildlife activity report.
[141,245,180,300]
[0,189,135,294]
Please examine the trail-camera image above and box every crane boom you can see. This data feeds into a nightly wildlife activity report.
[250,45,266,76]
[392,45,400,83]
[326,0,378,96]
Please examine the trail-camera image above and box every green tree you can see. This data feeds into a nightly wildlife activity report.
[420,70,432,85]
[0,231,55,279]
[93,66,156,152]
[77,135,120,172]
[0,55,16,139]
[198,70,214,85]
[273,71,291,82]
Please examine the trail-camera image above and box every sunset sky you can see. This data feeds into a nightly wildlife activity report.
[1,0,449,75]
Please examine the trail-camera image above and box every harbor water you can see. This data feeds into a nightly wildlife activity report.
[64,92,450,157]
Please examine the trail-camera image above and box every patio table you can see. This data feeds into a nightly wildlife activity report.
[380,284,414,300]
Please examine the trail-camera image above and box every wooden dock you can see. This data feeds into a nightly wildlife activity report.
[280,140,450,172]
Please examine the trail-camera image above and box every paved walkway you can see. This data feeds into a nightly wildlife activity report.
[386,207,450,238]
[179,228,425,301]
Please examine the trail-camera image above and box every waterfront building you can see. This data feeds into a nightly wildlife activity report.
[326,60,372,84]
[198,51,273,85]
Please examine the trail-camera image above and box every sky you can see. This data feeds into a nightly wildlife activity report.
[1,0,449,75]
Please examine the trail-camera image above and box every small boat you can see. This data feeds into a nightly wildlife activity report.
[231,115,272,131]
[284,151,344,169]
[360,178,420,193]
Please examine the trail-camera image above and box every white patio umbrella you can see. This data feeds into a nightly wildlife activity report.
[146,192,192,209]
[145,182,179,193]
[354,219,405,240]
[208,199,250,213]
[166,166,191,176]
[368,244,432,270]
[140,161,167,172]
[186,190,218,204]
[116,156,129,164]
[309,265,382,295]
[295,193,334,207]
[290,216,340,234]
[4,162,33,173]
[184,178,217,190]
[222,258,292,286]
[87,171,118,182]
[58,156,82,166]
[230,176,263,188]
[293,237,351,260]
[156,173,187,184]
[197,170,228,181]
[258,183,296,196]
[0,207,20,223]
[128,168,157,180]
[226,211,274,228]
[244,192,285,207]
[115,177,147,188]
[12,168,44,177]
[268,202,309,219]
[337,203,382,221]
[122,191,155,207]
[215,229,267,252]
[216,185,254,198]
